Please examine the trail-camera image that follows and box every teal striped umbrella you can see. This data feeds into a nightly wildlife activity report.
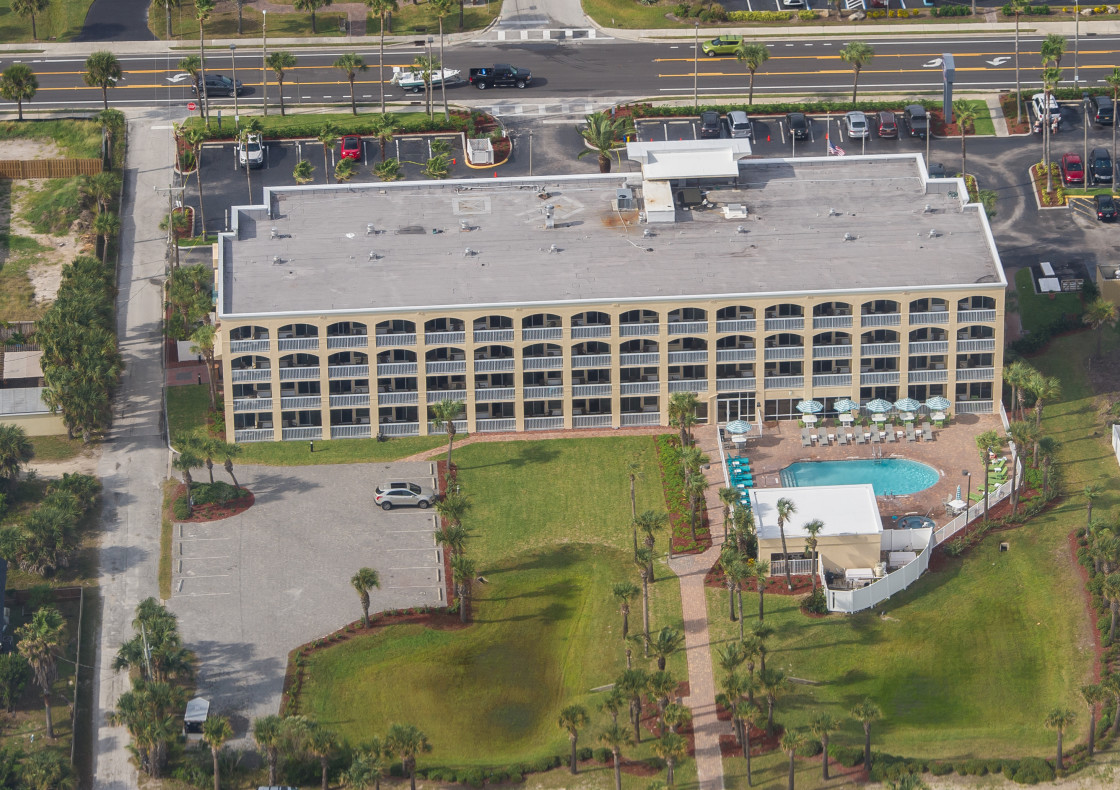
[833,398,859,412]
[866,399,893,413]
[894,397,922,412]
[726,420,752,435]
[926,396,952,411]
[796,400,824,414]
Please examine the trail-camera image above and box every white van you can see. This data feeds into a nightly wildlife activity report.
[728,110,753,139]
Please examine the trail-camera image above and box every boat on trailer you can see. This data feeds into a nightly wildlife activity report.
[390,67,463,93]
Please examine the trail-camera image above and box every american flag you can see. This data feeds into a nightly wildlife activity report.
[829,141,846,157]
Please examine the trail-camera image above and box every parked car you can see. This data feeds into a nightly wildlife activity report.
[340,135,362,161]
[927,162,947,178]
[1059,153,1084,185]
[903,105,928,138]
[374,481,435,510]
[1032,92,1060,122]
[876,110,898,138]
[727,110,753,139]
[786,112,810,141]
[844,110,869,139]
[701,36,742,56]
[1091,94,1114,125]
[194,73,244,97]
[468,64,531,90]
[235,133,263,169]
[1096,193,1118,221]
[1090,147,1113,184]
[699,110,722,139]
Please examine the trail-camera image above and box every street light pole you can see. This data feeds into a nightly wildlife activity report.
[262,10,269,116]
[693,22,699,110]
[962,469,971,519]
[1075,3,1080,84]
[230,44,239,128]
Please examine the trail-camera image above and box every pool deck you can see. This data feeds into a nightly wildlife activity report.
[724,412,1006,531]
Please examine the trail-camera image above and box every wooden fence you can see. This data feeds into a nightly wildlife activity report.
[0,159,102,178]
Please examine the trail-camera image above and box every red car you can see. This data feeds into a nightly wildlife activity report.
[1059,153,1084,185]
[340,135,362,161]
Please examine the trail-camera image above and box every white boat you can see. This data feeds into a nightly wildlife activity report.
[390,66,462,93]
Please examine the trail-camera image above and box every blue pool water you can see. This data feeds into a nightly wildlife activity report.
[780,459,939,496]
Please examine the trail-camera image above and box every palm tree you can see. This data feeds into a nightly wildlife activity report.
[1040,32,1067,69]
[626,454,643,523]
[172,445,202,515]
[635,510,667,579]
[429,398,464,472]
[433,0,455,120]
[386,723,431,790]
[775,496,797,590]
[808,712,837,780]
[664,702,692,735]
[294,0,332,33]
[577,112,632,173]
[617,668,649,743]
[1030,374,1061,430]
[668,391,700,447]
[183,126,208,235]
[0,423,33,490]
[190,324,218,409]
[214,441,242,489]
[1104,674,1120,737]
[1041,65,1062,192]
[160,210,191,269]
[634,546,654,655]
[16,606,64,738]
[759,667,788,734]
[1084,297,1118,358]
[1003,359,1034,422]
[650,627,683,671]
[750,559,770,621]
[599,723,632,790]
[558,705,589,775]
[839,41,874,103]
[1038,436,1059,498]
[1045,707,1076,771]
[717,672,750,749]
[84,51,122,110]
[1008,420,1035,516]
[371,113,398,162]
[1102,574,1120,643]
[346,740,388,790]
[653,732,687,788]
[720,545,741,623]
[333,53,368,116]
[0,63,38,121]
[366,0,398,113]
[201,715,233,790]
[307,723,338,790]
[317,123,338,184]
[266,52,297,117]
[253,715,284,785]
[803,519,824,595]
[685,474,707,544]
[351,567,381,627]
[975,429,1001,522]
[1108,67,1120,176]
[851,698,882,773]
[718,486,739,542]
[735,42,769,106]
[1080,684,1105,758]
[195,0,215,127]
[781,728,804,790]
[740,702,762,785]
[434,489,470,531]
[450,554,475,623]
[12,0,49,40]
[1010,0,1030,124]
[612,581,639,640]
[953,99,978,176]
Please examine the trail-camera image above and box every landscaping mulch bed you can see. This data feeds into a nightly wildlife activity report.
[999,93,1034,135]
[717,723,781,757]
[704,563,815,597]
[168,482,253,522]
[930,109,976,138]
[435,458,460,606]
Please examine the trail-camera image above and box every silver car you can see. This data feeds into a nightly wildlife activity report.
[374,481,435,510]
[844,111,869,139]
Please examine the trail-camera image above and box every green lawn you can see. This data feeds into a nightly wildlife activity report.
[180,111,465,142]
[0,119,104,158]
[29,435,86,462]
[1014,266,1083,335]
[581,0,684,29]
[0,0,94,42]
[301,436,690,769]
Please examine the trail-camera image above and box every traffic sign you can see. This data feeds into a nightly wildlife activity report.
[188,101,197,111]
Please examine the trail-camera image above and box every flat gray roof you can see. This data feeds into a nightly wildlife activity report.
[220,155,1005,318]
[0,387,49,415]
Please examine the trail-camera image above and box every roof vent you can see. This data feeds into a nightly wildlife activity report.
[643,228,654,238]
[271,227,279,239]
[272,255,283,264]
[366,223,375,235]
[463,248,477,257]
[928,228,940,238]
[828,207,840,216]
[736,225,747,234]
[616,188,634,210]
[549,244,559,254]
[843,233,856,242]
[369,251,381,261]
[923,204,933,213]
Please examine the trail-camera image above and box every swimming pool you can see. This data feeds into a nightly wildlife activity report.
[779,459,940,496]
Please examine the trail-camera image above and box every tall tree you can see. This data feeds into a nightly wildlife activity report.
[1040,32,1067,69]
[450,553,475,623]
[781,729,804,790]
[366,0,398,113]
[635,509,667,579]
[839,41,874,103]
[1011,0,1029,124]
[160,210,191,269]
[1084,297,1118,358]
[1007,420,1036,516]
[317,122,337,184]
[253,715,284,786]
[153,0,181,39]
[1103,573,1120,643]
[735,41,769,106]
[577,112,632,173]
[635,546,654,656]
[308,723,339,790]
[84,51,122,111]
[429,398,464,472]
[626,455,642,527]
[1080,684,1105,758]
[739,702,762,785]
[201,715,233,790]
[195,0,215,127]
[558,705,589,775]
[599,723,632,790]
[669,391,700,447]
[750,559,770,621]
[215,440,242,489]
[266,51,297,117]
[0,63,38,121]
[759,667,788,734]
[0,423,34,490]
[370,113,398,162]
[953,99,977,176]
[1041,65,1062,192]
[1044,707,1076,771]
[653,732,687,788]
[1030,374,1061,430]
[294,0,333,34]
[16,606,65,738]
[433,0,454,120]
[775,496,797,591]
[612,581,639,640]
[334,53,368,116]
[720,545,741,623]
[1003,359,1034,422]
[718,486,739,542]
[11,0,49,40]
[1109,67,1120,179]
[172,444,202,515]
[808,712,837,780]
[351,567,381,627]
[850,698,882,773]
[803,519,824,595]
[190,324,218,409]
[975,429,1003,523]
[385,723,431,790]
[93,211,120,264]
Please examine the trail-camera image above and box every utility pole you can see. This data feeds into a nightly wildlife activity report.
[1075,3,1080,85]
[155,183,187,270]
[230,44,239,128]
[262,10,269,116]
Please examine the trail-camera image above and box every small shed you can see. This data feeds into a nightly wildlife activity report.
[183,697,210,741]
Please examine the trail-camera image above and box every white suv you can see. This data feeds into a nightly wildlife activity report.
[236,133,264,169]
[374,481,435,510]
[1032,93,1060,122]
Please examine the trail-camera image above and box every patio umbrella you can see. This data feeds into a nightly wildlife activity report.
[796,400,824,414]
[865,399,893,413]
[894,397,921,412]
[725,420,752,435]
[926,395,952,411]
[833,398,859,413]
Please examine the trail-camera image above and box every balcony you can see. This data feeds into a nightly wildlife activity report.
[524,385,563,399]
[431,419,468,435]
[860,371,900,385]
[764,317,804,331]
[620,412,661,427]
[763,375,803,388]
[380,422,419,436]
[763,346,804,361]
[668,350,708,364]
[716,377,756,392]
[812,345,852,359]
[573,383,612,397]
[231,368,272,383]
[572,354,612,368]
[619,352,660,366]
[475,387,516,401]
[574,414,613,428]
[860,343,900,357]
[908,311,949,326]
[229,339,270,353]
[377,391,418,405]
[860,313,902,327]
[571,325,611,339]
[426,390,467,404]
[477,418,516,432]
[279,366,321,381]
[377,362,418,376]
[331,425,372,439]
[280,396,321,409]
[474,358,516,373]
[812,374,852,388]
[278,337,319,351]
[474,328,514,343]
[233,397,273,412]
[375,333,416,348]
[620,381,659,395]
[715,348,755,362]
[668,379,708,393]
[425,331,466,345]
[908,341,948,355]
[957,338,996,352]
[282,426,323,441]
[908,369,948,383]
[426,360,467,374]
[234,428,273,442]
[522,355,564,371]
[716,319,756,333]
[957,309,997,323]
[329,393,371,407]
[667,321,708,335]
[955,400,994,414]
[522,327,563,341]
[956,367,994,381]
[526,416,565,430]
[326,335,369,350]
[812,315,853,329]
[327,364,369,379]
[619,323,659,337]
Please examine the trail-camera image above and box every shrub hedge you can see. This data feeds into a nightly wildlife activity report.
[622,99,936,119]
[1001,4,1051,14]
[828,744,864,767]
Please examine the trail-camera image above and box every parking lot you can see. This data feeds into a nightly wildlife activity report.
[168,460,444,736]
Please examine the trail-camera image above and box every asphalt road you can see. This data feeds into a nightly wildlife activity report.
[74,0,156,42]
[6,34,1120,112]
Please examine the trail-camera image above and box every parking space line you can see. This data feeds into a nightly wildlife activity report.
[390,565,440,570]
[386,547,440,551]
[386,528,437,533]
[387,584,443,589]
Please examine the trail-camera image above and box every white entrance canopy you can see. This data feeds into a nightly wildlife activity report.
[749,484,882,540]
[625,139,753,180]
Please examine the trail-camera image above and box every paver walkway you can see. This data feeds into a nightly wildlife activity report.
[988,94,1010,138]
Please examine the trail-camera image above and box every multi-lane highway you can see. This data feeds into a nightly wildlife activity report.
[4,33,1120,112]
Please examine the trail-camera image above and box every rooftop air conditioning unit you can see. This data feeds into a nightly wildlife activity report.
[614,187,634,211]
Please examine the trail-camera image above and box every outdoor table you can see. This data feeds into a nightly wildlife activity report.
[803,414,817,424]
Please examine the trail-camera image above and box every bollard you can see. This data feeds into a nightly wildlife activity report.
[309,441,315,453]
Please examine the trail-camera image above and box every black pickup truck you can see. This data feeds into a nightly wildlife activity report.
[468,64,532,90]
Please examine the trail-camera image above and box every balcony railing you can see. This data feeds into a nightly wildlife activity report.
[716,348,755,362]
[474,358,515,373]
[279,367,320,381]
[233,398,272,412]
[860,371,900,385]
[812,374,852,388]
[522,356,564,370]
[278,337,319,351]
[524,385,563,399]
[475,387,516,401]
[621,382,659,395]
[955,400,994,414]
[763,346,804,361]
[764,317,804,331]
[427,390,467,404]
[573,383,612,397]
[619,323,659,337]
[957,309,997,323]
[956,367,994,381]
[375,333,416,347]
[326,335,369,349]
[716,377,756,392]
[668,350,708,364]
[477,418,516,432]
[280,396,321,409]
[424,331,465,345]
[330,393,371,407]
[234,428,273,442]
[474,329,514,343]
[769,558,815,576]
[572,354,612,368]
[957,339,996,352]
[282,426,322,441]
[522,327,563,341]
[861,313,902,327]
[231,369,272,382]
[331,424,372,439]
[812,345,852,359]
[668,379,708,393]
[812,315,853,329]
[860,343,900,357]
[526,416,565,430]
[426,360,467,374]
[908,341,948,354]
[908,310,950,326]
[907,369,948,383]
[620,352,660,366]
[229,339,270,353]
[327,364,369,379]
[571,325,611,339]
[430,419,468,434]
[620,412,661,426]
[377,362,417,376]
[667,321,708,335]
[574,414,613,428]
[379,422,419,436]
[377,391,418,405]
[716,319,756,333]
[763,375,803,388]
